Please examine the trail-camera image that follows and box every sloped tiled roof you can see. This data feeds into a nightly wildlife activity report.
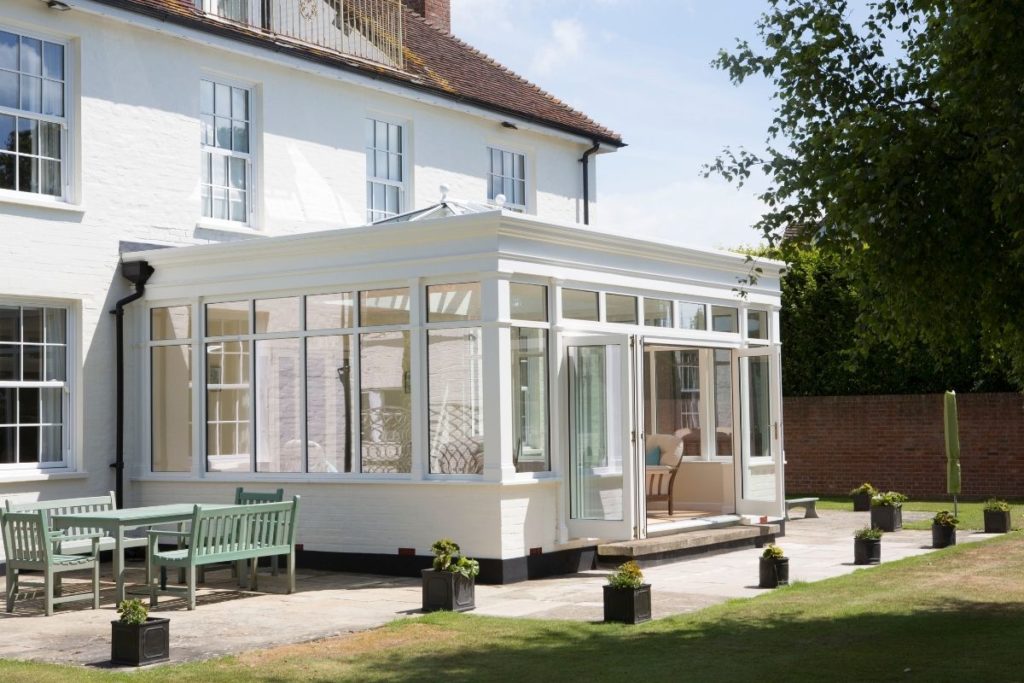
[91,0,625,146]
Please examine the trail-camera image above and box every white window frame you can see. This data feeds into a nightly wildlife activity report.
[0,24,72,206]
[0,300,74,471]
[365,116,408,222]
[198,0,262,26]
[198,74,258,229]
[487,146,527,212]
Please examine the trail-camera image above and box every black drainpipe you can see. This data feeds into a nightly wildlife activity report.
[579,140,601,225]
[110,260,155,509]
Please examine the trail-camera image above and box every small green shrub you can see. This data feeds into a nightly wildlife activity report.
[932,510,959,528]
[117,599,148,626]
[430,538,480,579]
[607,560,644,589]
[984,498,1011,512]
[871,491,908,508]
[850,482,878,496]
[761,544,785,560]
[854,526,883,541]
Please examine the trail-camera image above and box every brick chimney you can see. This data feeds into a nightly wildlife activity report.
[402,0,451,33]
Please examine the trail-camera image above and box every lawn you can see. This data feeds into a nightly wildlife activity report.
[807,495,1024,530]
[3,533,1024,682]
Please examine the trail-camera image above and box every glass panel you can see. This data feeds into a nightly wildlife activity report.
[711,306,739,333]
[42,42,63,80]
[17,118,37,155]
[255,338,302,473]
[428,328,484,474]
[254,297,300,334]
[0,387,13,424]
[212,154,227,187]
[374,150,387,179]
[20,75,41,113]
[42,80,62,117]
[0,71,16,110]
[561,289,599,321]
[388,152,401,182]
[200,80,214,114]
[0,114,13,151]
[0,306,18,341]
[0,344,17,380]
[605,294,637,324]
[201,115,214,146]
[40,159,60,196]
[228,189,245,222]
[509,283,547,322]
[206,339,251,472]
[40,387,61,424]
[44,308,65,343]
[374,120,387,149]
[213,187,228,220]
[20,37,41,75]
[23,345,42,381]
[18,155,38,193]
[22,307,42,343]
[306,293,354,330]
[44,344,65,382]
[569,345,622,520]
[747,310,769,340]
[214,82,231,116]
[426,282,481,323]
[229,156,246,189]
[151,306,192,341]
[206,300,248,336]
[512,328,548,472]
[0,427,14,463]
[232,86,248,120]
[748,356,771,458]
[360,331,411,473]
[644,298,673,327]
[360,288,410,327]
[648,349,701,453]
[40,425,61,462]
[678,302,707,330]
[713,350,733,456]
[152,345,193,472]
[232,120,249,153]
[0,31,16,71]
[19,387,39,423]
[0,152,13,190]
[19,426,38,462]
[386,185,399,214]
[215,117,232,149]
[306,335,352,473]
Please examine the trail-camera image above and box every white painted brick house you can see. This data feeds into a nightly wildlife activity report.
[1,0,786,583]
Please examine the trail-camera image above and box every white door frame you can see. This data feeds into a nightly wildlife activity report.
[733,346,784,518]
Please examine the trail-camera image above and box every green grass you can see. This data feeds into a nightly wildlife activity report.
[4,533,1024,682]
[806,495,1024,530]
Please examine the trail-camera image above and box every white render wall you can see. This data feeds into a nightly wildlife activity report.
[0,0,600,519]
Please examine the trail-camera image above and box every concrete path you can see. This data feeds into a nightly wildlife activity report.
[0,510,993,668]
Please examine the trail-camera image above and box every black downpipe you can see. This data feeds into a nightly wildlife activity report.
[110,260,155,509]
[579,140,601,225]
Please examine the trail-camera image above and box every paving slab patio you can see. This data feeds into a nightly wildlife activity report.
[0,510,991,668]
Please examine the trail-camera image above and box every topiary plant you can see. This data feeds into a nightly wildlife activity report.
[430,538,480,579]
[850,482,878,496]
[872,491,908,508]
[607,560,644,589]
[984,498,1010,512]
[117,598,148,626]
[761,544,785,560]
[933,510,959,528]
[854,526,883,541]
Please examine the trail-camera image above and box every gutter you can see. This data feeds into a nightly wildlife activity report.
[110,260,154,509]
[579,140,601,225]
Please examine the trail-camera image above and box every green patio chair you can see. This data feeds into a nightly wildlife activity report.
[196,488,285,583]
[1,509,101,616]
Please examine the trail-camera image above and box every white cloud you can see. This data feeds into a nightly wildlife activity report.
[531,19,586,74]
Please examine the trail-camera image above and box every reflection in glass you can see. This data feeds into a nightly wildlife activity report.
[206,340,251,472]
[605,294,637,324]
[747,310,769,340]
[711,306,738,333]
[360,288,410,327]
[426,283,481,323]
[306,293,354,330]
[206,301,248,336]
[713,350,733,456]
[561,289,599,321]
[254,297,301,334]
[255,339,302,473]
[509,283,547,321]
[306,335,352,473]
[427,328,484,474]
[643,298,672,327]
[152,345,192,472]
[151,306,191,341]
[512,328,548,472]
[678,302,707,330]
[360,331,411,473]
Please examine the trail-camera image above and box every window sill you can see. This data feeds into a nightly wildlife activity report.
[0,192,84,214]
[0,470,88,484]
[194,219,265,237]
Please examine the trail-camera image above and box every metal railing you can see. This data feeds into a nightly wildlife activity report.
[204,0,404,70]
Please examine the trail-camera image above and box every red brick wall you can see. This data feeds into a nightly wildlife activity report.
[403,0,451,32]
[784,393,1024,498]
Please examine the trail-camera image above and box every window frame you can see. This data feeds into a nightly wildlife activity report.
[486,146,528,212]
[0,299,74,471]
[198,73,259,230]
[365,115,409,223]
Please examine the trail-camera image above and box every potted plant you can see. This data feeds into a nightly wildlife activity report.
[758,544,789,588]
[931,510,959,548]
[853,526,883,565]
[850,482,877,512]
[111,598,170,667]
[603,560,651,624]
[421,538,479,613]
[870,491,908,532]
[983,499,1012,534]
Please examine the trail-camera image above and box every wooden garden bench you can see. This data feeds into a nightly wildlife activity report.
[785,497,820,520]
[147,497,300,610]
[2,509,101,616]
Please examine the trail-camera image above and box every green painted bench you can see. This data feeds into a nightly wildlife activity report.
[2,509,101,616]
[147,497,300,610]
[4,492,149,560]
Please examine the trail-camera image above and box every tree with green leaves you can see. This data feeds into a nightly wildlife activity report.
[709,0,1024,386]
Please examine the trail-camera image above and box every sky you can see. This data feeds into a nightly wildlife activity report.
[450,0,777,250]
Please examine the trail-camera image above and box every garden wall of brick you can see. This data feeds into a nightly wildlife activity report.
[783,393,1024,498]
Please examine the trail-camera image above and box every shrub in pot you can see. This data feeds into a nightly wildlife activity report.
[850,482,877,512]
[758,544,789,588]
[603,560,651,624]
[983,499,1012,534]
[421,538,479,613]
[853,526,883,565]
[111,598,170,667]
[870,491,907,532]
[931,510,959,548]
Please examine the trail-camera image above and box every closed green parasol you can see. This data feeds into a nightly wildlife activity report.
[944,390,961,516]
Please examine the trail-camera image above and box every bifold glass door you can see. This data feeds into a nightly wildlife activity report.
[733,347,784,517]
[565,335,636,540]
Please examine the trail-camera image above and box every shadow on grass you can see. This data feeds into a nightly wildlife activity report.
[360,599,1024,683]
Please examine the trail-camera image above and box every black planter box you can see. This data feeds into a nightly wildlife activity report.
[854,538,881,565]
[758,557,789,588]
[870,505,902,532]
[603,584,652,624]
[984,510,1012,534]
[852,492,872,512]
[421,569,476,613]
[111,618,170,667]
[932,524,957,549]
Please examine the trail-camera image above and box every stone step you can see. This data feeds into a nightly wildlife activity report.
[646,514,743,538]
[598,523,781,566]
